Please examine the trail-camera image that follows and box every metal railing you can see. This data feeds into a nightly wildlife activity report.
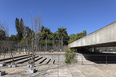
[81,54,116,65]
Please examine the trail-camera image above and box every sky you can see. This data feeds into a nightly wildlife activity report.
[0,0,116,36]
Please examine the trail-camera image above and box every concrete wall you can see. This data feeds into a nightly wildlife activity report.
[37,53,85,61]
[68,21,116,48]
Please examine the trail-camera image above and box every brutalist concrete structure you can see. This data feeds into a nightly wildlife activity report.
[68,21,116,48]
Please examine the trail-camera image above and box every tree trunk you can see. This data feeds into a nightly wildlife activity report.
[59,39,60,51]
[61,37,63,51]
[4,54,5,63]
[53,38,55,51]
[45,37,47,51]
[11,52,14,64]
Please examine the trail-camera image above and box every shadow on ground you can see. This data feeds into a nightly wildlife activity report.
[81,52,116,64]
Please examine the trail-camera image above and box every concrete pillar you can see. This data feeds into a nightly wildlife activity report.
[92,47,95,52]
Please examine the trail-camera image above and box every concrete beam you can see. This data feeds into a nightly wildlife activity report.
[68,21,116,48]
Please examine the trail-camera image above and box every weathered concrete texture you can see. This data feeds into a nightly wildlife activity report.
[1,53,116,77]
[2,60,116,77]
[68,21,116,48]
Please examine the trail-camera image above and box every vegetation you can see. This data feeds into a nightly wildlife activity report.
[0,14,88,67]
[0,17,87,66]
[65,48,77,64]
[0,30,6,40]
[68,30,87,43]
[0,17,87,53]
[57,27,69,51]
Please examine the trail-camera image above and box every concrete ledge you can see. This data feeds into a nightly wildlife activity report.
[68,21,116,48]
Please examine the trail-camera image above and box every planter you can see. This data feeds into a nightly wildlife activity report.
[8,64,17,68]
[0,63,6,66]
[0,71,5,76]
[27,68,36,73]
[27,64,32,68]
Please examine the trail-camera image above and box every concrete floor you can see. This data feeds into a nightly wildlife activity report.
[1,61,116,77]
[1,53,116,77]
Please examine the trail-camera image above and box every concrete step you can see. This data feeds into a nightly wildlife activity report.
[0,54,33,64]
[0,54,31,62]
[16,56,39,64]
[3,55,32,64]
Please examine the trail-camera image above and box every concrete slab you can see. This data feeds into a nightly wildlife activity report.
[67,64,86,77]
[1,54,116,77]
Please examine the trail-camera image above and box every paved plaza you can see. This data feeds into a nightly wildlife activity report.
[1,53,116,77]
[1,63,116,77]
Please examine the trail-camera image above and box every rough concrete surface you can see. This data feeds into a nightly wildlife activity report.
[1,61,116,77]
[1,53,116,77]
[68,21,116,48]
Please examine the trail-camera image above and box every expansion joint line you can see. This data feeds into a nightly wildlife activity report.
[66,64,73,77]
[75,65,86,77]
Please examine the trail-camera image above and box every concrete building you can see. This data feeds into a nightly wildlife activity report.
[68,21,116,48]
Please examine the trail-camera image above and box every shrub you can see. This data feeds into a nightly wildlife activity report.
[65,48,77,64]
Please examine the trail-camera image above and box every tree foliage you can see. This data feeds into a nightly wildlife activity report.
[57,27,69,43]
[0,29,6,40]
[57,27,68,39]
[1,17,87,52]
[68,30,87,43]
[9,34,17,41]
[65,48,77,64]
[15,18,25,41]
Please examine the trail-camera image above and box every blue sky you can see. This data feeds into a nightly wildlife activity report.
[0,0,116,36]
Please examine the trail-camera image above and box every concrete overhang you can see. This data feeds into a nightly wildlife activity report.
[68,21,116,48]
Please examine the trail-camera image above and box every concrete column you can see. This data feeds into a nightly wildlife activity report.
[92,47,95,52]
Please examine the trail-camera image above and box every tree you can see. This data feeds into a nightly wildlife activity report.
[0,20,11,65]
[68,30,87,43]
[41,27,51,39]
[76,32,83,39]
[51,32,57,50]
[9,35,17,41]
[76,30,87,39]
[41,26,44,33]
[41,27,52,51]
[68,34,76,43]
[83,30,87,37]
[20,26,34,46]
[0,30,6,40]
[0,20,7,41]
[15,18,25,41]
[57,27,68,51]
[30,13,43,69]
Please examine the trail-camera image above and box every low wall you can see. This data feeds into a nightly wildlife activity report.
[37,53,86,61]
